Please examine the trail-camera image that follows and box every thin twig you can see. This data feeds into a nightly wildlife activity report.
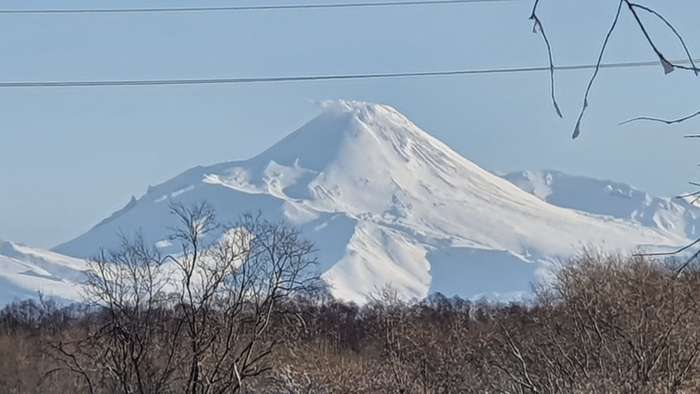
[676,190,700,199]
[635,237,700,258]
[673,248,700,279]
[628,2,699,75]
[624,1,676,75]
[572,0,624,139]
[620,110,700,126]
[530,0,562,118]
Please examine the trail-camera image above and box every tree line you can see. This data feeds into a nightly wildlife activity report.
[1,204,699,393]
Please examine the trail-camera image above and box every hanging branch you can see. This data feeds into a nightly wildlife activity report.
[620,109,700,126]
[638,237,700,279]
[528,0,700,273]
[624,1,700,75]
[616,2,700,127]
[571,0,624,139]
[531,0,700,136]
[638,238,700,258]
[529,0,562,118]
[676,182,700,200]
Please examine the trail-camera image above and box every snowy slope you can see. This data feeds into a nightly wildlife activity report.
[53,101,687,303]
[0,240,88,305]
[503,170,700,241]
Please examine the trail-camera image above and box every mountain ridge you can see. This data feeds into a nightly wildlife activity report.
[51,101,688,303]
[0,239,87,305]
[503,169,700,240]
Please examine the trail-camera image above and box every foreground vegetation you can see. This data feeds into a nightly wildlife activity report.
[1,253,700,393]
[1,204,699,392]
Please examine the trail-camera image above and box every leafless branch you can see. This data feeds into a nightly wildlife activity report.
[635,237,700,258]
[624,1,700,76]
[620,109,700,126]
[572,0,624,139]
[634,236,700,277]
[530,0,562,118]
[627,2,699,75]
[531,0,699,135]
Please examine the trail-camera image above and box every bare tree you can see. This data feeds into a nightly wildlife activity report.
[45,233,176,393]
[5,253,697,392]
[46,202,320,393]
[166,203,320,393]
[481,254,700,393]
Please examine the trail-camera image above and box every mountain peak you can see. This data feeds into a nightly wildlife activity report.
[54,101,686,304]
[249,99,475,187]
[250,100,429,172]
[318,99,408,123]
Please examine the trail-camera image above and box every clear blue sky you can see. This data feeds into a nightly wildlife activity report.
[1,0,699,248]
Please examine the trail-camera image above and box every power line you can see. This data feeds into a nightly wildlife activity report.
[0,0,516,15]
[0,58,694,88]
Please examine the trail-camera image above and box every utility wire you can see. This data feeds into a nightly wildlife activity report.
[0,58,695,88]
[0,0,517,15]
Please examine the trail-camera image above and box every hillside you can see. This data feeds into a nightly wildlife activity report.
[0,240,87,305]
[53,101,687,303]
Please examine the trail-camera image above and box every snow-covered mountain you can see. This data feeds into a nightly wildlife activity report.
[503,170,700,241]
[0,240,87,306]
[52,101,688,304]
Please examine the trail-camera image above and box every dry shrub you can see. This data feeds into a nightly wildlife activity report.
[2,252,700,393]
